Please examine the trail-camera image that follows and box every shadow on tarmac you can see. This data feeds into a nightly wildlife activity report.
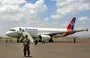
[24,56,32,58]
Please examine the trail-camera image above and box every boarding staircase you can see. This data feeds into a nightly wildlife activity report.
[20,31,34,43]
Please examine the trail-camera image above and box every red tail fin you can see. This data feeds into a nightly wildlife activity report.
[67,17,76,30]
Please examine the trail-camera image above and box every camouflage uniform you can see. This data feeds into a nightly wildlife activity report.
[23,36,30,56]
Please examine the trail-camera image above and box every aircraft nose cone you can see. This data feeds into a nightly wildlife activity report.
[6,31,18,37]
[6,31,11,36]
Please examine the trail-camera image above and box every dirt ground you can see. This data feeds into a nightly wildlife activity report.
[0,38,90,58]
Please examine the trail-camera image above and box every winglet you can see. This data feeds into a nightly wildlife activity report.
[67,17,76,30]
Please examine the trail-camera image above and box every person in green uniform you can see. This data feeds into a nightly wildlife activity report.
[23,35,30,57]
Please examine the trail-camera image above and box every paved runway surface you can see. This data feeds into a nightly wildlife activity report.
[0,39,90,58]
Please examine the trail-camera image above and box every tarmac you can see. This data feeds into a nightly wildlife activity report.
[0,39,90,58]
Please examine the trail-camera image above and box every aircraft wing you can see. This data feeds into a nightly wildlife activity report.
[38,32,66,37]
[47,29,88,36]
[39,29,88,37]
[47,32,65,36]
[73,29,88,33]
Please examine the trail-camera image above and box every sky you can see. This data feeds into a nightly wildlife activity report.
[0,0,90,37]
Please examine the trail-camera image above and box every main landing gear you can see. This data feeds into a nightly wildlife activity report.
[49,38,53,42]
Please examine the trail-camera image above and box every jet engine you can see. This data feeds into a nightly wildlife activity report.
[39,35,53,42]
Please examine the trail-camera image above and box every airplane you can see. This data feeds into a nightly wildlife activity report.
[5,17,88,43]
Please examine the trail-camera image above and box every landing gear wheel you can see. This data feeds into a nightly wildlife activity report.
[49,39,53,42]
[17,37,21,43]
[17,39,20,43]
[34,40,38,45]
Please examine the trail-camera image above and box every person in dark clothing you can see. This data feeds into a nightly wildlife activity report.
[23,35,30,57]
[74,37,76,43]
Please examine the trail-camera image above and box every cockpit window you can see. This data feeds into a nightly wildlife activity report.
[9,29,15,31]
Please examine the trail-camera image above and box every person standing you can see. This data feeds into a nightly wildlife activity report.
[74,37,76,43]
[23,35,30,57]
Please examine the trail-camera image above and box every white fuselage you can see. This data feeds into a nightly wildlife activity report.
[6,27,68,38]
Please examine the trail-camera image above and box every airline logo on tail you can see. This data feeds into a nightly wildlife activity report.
[67,17,76,31]
[65,17,76,36]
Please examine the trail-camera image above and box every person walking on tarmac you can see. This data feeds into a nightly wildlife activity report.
[74,37,76,43]
[23,35,30,57]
